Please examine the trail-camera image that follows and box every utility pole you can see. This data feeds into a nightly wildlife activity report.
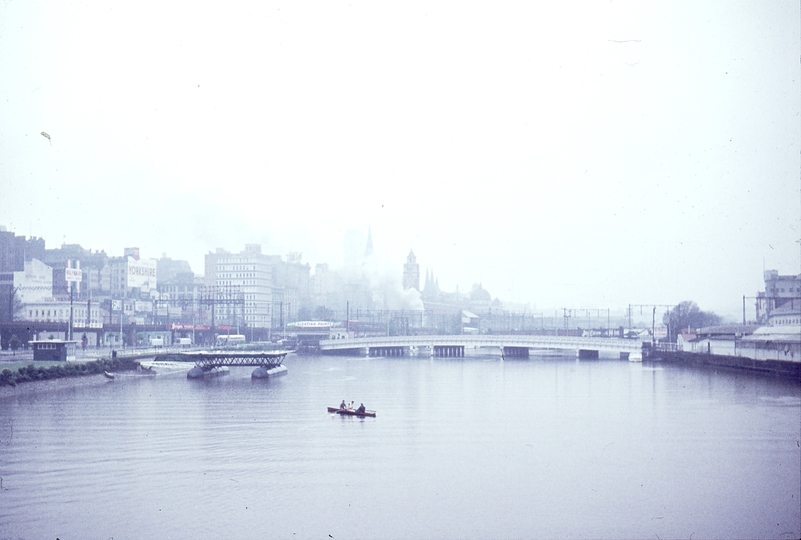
[652,307,656,348]
[742,295,746,325]
[68,281,74,341]
[629,304,674,342]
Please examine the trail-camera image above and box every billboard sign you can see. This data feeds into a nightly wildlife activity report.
[65,267,83,283]
[127,257,157,289]
[169,323,210,330]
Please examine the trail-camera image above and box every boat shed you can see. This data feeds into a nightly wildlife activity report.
[29,340,77,361]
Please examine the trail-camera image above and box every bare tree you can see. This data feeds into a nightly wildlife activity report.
[663,301,722,341]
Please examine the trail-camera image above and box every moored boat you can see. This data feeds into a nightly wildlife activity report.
[103,371,115,379]
[327,406,376,418]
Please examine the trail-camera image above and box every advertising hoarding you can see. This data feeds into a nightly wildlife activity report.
[65,268,83,283]
[127,257,157,289]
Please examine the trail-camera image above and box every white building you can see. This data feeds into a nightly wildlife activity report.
[23,299,103,328]
[12,259,53,305]
[108,252,158,297]
[757,270,801,325]
[205,245,273,329]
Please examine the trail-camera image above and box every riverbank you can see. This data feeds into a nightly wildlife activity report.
[0,372,120,399]
[652,350,801,380]
[0,357,146,393]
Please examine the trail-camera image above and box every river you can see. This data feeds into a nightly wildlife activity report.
[1,352,799,539]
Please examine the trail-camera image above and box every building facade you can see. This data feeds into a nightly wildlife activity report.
[205,245,273,329]
[757,270,801,325]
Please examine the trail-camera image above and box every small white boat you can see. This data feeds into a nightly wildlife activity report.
[103,371,115,379]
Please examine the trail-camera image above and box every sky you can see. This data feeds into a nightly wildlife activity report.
[1,0,799,320]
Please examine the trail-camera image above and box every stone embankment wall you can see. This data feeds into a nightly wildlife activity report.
[653,350,801,380]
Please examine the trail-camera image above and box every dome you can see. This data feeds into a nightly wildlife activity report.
[470,283,491,302]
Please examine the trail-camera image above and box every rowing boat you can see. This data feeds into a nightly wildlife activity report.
[327,406,376,418]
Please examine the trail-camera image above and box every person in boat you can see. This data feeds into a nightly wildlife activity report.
[356,403,366,413]
[340,399,347,410]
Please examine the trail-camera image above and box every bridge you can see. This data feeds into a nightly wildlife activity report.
[319,335,644,359]
[154,350,289,379]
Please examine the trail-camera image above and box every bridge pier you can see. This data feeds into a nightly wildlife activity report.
[252,365,288,379]
[369,346,406,358]
[577,349,600,359]
[502,346,529,359]
[433,346,464,358]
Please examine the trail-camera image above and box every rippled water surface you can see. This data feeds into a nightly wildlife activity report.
[1,353,799,539]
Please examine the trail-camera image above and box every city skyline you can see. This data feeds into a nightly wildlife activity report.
[1,1,799,319]
[2,222,797,325]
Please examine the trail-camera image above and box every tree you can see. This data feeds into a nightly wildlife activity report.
[8,335,20,356]
[297,306,312,321]
[313,305,333,321]
[663,301,722,342]
[0,289,23,323]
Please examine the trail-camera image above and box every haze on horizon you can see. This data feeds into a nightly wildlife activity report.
[1,1,799,320]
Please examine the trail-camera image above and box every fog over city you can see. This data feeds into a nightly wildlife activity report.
[1,1,799,319]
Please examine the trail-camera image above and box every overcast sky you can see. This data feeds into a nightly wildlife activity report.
[1,0,799,319]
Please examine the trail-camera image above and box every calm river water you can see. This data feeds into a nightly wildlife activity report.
[1,352,799,539]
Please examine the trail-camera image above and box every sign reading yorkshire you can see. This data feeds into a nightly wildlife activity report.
[127,257,157,288]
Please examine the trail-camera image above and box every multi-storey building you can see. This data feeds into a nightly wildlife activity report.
[42,243,110,297]
[1,258,53,309]
[273,254,311,323]
[154,254,198,325]
[0,227,45,273]
[205,245,273,329]
[757,270,801,325]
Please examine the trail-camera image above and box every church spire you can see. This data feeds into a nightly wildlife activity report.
[365,226,374,256]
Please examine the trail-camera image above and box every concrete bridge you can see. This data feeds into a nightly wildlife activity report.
[319,335,644,359]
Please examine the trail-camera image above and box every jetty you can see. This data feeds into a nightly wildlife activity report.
[154,350,289,379]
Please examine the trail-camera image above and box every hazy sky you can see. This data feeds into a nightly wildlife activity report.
[1,1,799,319]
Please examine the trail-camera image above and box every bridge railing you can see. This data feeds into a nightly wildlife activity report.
[320,335,644,351]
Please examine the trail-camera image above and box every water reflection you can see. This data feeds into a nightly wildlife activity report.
[0,354,798,539]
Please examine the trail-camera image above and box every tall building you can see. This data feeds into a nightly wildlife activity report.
[0,228,45,273]
[272,255,311,323]
[757,269,801,325]
[155,255,199,325]
[205,244,273,329]
[403,250,420,291]
[157,253,193,284]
